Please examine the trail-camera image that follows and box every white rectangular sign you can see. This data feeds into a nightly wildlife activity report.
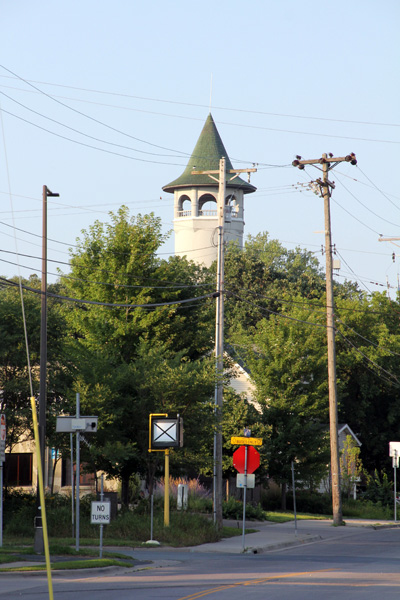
[236,474,255,489]
[389,442,400,458]
[91,501,111,524]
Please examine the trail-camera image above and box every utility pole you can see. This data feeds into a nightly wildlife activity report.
[293,153,356,526]
[192,159,256,528]
[34,185,59,553]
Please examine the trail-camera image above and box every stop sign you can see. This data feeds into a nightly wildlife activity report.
[233,446,260,474]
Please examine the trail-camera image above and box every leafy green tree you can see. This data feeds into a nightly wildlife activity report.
[60,207,216,504]
[340,434,363,499]
[335,291,400,474]
[0,276,71,463]
[236,301,331,508]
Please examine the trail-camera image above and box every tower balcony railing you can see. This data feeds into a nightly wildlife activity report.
[199,209,217,217]
[177,209,240,218]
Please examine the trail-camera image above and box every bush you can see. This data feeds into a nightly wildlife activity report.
[286,491,332,515]
[260,487,282,511]
[222,497,266,521]
[342,499,392,520]
[361,470,393,507]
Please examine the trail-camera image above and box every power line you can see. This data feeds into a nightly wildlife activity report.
[0,107,187,167]
[0,65,192,156]
[0,276,216,309]
[335,328,400,387]
[0,89,187,159]
[2,74,399,128]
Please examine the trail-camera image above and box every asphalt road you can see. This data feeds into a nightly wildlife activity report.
[2,526,400,599]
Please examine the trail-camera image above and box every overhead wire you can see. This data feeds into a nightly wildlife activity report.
[0,100,34,397]
[335,328,400,387]
[1,74,399,128]
[0,276,216,309]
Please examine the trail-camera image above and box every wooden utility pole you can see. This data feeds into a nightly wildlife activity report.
[192,160,256,528]
[293,153,356,526]
[35,185,59,553]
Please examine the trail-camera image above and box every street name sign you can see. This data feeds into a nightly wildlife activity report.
[231,436,262,446]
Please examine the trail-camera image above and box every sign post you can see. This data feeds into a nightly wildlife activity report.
[149,414,183,527]
[56,398,98,551]
[232,433,262,552]
[0,414,5,548]
[389,442,400,522]
[91,475,110,558]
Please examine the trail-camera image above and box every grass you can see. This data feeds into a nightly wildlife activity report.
[264,512,329,523]
[0,558,133,572]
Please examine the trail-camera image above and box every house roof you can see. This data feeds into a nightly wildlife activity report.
[338,424,362,447]
[162,114,257,194]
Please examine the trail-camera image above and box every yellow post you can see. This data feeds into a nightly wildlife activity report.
[164,449,170,527]
[30,397,54,600]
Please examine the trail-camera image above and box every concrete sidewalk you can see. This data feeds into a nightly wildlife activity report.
[187,517,400,554]
[2,518,399,571]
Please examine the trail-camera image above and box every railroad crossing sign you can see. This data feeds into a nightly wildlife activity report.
[233,446,260,474]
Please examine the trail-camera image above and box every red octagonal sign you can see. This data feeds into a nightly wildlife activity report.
[233,445,260,474]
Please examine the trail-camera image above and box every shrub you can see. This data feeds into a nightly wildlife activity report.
[361,470,393,507]
[222,497,266,521]
[286,491,332,515]
[342,498,392,520]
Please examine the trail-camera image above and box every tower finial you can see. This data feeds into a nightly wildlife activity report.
[209,73,213,113]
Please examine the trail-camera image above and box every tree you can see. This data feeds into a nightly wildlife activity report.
[0,276,71,466]
[335,291,400,474]
[60,207,216,504]
[236,300,331,508]
[340,435,363,499]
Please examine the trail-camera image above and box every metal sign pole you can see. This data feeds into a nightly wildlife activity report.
[291,461,298,537]
[242,446,248,552]
[70,433,74,539]
[394,450,397,523]
[76,393,80,552]
[0,462,3,548]
[99,475,104,558]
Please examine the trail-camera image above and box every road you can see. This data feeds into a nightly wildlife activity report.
[2,526,400,599]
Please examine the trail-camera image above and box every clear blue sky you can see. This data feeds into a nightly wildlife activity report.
[1,1,399,295]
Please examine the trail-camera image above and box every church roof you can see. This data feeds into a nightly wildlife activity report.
[162,114,256,194]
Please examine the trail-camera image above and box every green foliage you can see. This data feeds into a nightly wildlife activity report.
[286,491,332,515]
[0,276,72,462]
[340,435,363,498]
[59,208,216,503]
[342,498,392,520]
[222,497,266,521]
[361,469,393,507]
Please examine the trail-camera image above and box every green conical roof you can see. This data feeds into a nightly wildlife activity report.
[163,114,256,194]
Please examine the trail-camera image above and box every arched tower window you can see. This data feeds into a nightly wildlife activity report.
[225,194,239,218]
[177,194,192,217]
[199,193,217,216]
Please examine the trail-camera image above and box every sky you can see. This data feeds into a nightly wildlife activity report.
[1,1,399,296]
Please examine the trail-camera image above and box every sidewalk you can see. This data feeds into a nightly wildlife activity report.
[2,518,399,570]
[186,517,400,554]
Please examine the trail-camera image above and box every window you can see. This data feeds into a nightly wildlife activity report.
[6,453,33,486]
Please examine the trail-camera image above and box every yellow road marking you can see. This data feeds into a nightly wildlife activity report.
[176,569,337,600]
